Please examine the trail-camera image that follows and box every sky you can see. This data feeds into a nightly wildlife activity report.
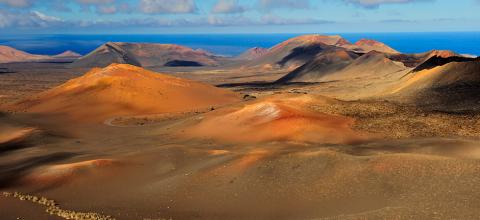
[0,0,479,34]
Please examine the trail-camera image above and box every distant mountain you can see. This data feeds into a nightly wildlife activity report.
[245,34,400,70]
[247,35,346,68]
[0,45,49,63]
[352,39,399,54]
[389,50,458,68]
[278,50,405,83]
[53,50,82,58]
[327,51,405,80]
[12,64,240,122]
[276,48,359,83]
[70,42,219,68]
[270,35,351,50]
[237,47,269,60]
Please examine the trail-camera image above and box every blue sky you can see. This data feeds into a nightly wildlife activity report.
[0,0,479,34]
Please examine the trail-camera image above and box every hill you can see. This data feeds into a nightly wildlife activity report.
[237,47,269,60]
[52,50,82,59]
[279,50,406,83]
[0,46,49,63]
[246,35,351,68]
[353,39,399,54]
[185,94,368,144]
[276,48,359,83]
[326,51,406,81]
[12,64,240,122]
[70,42,219,68]
[411,56,479,72]
[390,60,480,110]
[244,35,400,70]
[389,50,458,68]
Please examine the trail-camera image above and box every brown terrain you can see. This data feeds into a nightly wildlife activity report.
[53,51,82,59]
[0,46,50,63]
[237,47,269,60]
[1,35,480,220]
[71,42,220,68]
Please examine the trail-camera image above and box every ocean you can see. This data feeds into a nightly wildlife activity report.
[1,32,479,57]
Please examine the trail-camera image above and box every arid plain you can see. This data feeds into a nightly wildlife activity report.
[1,35,480,219]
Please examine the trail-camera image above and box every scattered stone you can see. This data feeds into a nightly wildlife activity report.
[2,191,115,220]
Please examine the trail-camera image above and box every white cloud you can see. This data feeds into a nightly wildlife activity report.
[72,0,134,15]
[71,14,333,29]
[31,10,62,22]
[344,0,432,8]
[96,5,117,14]
[260,14,332,25]
[0,9,64,28]
[212,0,246,14]
[257,0,311,9]
[0,0,34,8]
[139,0,197,14]
[75,0,114,4]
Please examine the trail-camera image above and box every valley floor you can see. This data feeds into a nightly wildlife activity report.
[1,62,480,220]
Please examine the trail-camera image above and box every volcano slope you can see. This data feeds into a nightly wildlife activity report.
[389,59,480,111]
[245,35,353,69]
[352,39,399,54]
[10,64,240,122]
[185,94,369,144]
[71,42,219,68]
[2,91,480,220]
[276,48,360,83]
[0,46,50,64]
[275,51,409,100]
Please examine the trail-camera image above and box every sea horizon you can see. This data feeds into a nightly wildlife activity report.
[1,31,480,57]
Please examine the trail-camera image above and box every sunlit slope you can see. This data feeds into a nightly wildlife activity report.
[71,42,219,68]
[13,64,240,122]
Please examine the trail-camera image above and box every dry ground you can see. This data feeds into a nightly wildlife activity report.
[1,63,480,220]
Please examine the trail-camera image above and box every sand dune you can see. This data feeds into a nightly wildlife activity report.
[12,64,241,122]
[71,42,219,68]
[186,94,368,144]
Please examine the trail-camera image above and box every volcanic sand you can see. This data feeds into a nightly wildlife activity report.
[185,94,369,144]
[10,64,240,123]
[1,46,480,219]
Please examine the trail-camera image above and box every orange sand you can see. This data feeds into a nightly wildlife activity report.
[186,94,369,144]
[0,127,36,144]
[21,159,118,186]
[12,64,240,122]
